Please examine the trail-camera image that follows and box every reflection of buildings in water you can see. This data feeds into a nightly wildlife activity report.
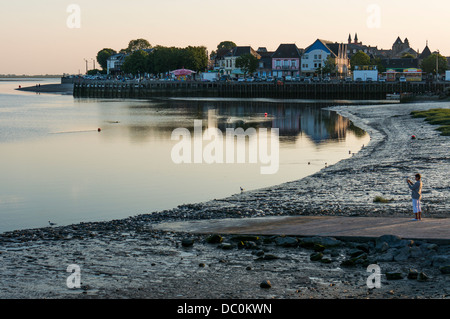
[118,99,362,144]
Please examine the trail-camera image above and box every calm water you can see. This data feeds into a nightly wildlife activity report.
[0,78,370,233]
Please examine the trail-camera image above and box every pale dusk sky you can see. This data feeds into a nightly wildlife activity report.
[0,0,448,75]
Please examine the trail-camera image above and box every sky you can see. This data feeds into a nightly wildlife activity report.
[0,0,449,75]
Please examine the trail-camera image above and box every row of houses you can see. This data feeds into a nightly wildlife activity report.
[212,39,350,79]
[210,35,436,80]
[105,34,437,80]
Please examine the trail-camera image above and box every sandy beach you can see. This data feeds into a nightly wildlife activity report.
[0,101,449,300]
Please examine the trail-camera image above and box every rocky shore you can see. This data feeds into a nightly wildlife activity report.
[0,101,449,299]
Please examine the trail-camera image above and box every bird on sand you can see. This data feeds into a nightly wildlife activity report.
[48,221,57,226]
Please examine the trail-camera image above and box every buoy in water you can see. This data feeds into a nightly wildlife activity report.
[264,113,268,117]
[98,128,102,132]
[411,135,416,140]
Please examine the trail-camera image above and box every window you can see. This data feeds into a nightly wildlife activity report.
[318,55,322,59]
[291,60,296,67]
[314,55,317,59]
[314,63,317,68]
[304,55,308,59]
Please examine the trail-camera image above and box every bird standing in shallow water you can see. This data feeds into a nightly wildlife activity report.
[240,187,244,193]
[48,221,56,226]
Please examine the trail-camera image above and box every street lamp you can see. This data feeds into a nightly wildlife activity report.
[436,50,440,82]
[92,58,96,71]
[83,58,88,74]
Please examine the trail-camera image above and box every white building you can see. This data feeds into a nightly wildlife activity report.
[107,53,127,75]
[301,39,349,77]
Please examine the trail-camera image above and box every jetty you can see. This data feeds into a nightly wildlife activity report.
[73,80,450,101]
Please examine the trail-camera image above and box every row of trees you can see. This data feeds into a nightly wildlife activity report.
[349,51,448,74]
[95,39,208,76]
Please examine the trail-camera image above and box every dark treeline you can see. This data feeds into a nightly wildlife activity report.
[122,45,208,75]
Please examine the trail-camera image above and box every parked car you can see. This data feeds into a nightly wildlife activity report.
[237,78,246,82]
[355,77,363,82]
[399,76,407,82]
[323,77,331,82]
[285,76,292,82]
[304,77,312,83]
[312,77,320,82]
[378,78,386,83]
[345,76,352,82]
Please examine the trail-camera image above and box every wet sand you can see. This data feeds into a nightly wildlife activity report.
[0,101,449,300]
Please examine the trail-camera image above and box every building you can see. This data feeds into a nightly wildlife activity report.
[271,44,302,79]
[222,46,260,78]
[107,53,127,75]
[346,33,380,59]
[301,39,349,77]
[256,47,274,78]
[381,58,422,81]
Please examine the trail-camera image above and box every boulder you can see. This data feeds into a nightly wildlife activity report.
[181,238,194,247]
[260,280,272,289]
[439,266,450,274]
[407,269,419,280]
[431,255,450,267]
[206,234,223,244]
[300,236,341,248]
[385,272,403,280]
[275,236,298,247]
[310,252,323,261]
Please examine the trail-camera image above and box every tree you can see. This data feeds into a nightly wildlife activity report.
[421,53,448,75]
[125,38,152,53]
[96,48,117,71]
[122,50,149,75]
[371,57,386,73]
[401,53,415,59]
[235,53,259,76]
[322,56,337,74]
[217,41,237,51]
[350,51,371,70]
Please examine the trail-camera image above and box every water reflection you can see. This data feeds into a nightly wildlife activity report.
[1,94,369,233]
[94,99,366,145]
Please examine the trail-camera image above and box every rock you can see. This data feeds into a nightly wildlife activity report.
[417,272,429,282]
[199,263,206,267]
[263,254,279,260]
[407,269,419,280]
[246,266,252,271]
[231,235,260,242]
[356,243,370,253]
[181,238,194,247]
[275,236,298,247]
[260,280,272,289]
[320,258,332,264]
[376,235,404,249]
[300,236,341,248]
[255,250,265,257]
[376,249,396,262]
[220,243,234,250]
[310,252,323,261]
[313,244,326,252]
[375,242,389,253]
[439,266,450,274]
[348,249,366,258]
[431,255,450,267]
[393,247,410,262]
[385,272,403,280]
[206,234,223,244]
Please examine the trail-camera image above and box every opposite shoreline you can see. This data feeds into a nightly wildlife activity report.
[0,100,449,299]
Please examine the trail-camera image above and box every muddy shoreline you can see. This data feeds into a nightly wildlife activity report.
[0,101,449,299]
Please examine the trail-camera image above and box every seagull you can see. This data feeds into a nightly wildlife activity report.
[240,187,244,192]
[48,221,57,226]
